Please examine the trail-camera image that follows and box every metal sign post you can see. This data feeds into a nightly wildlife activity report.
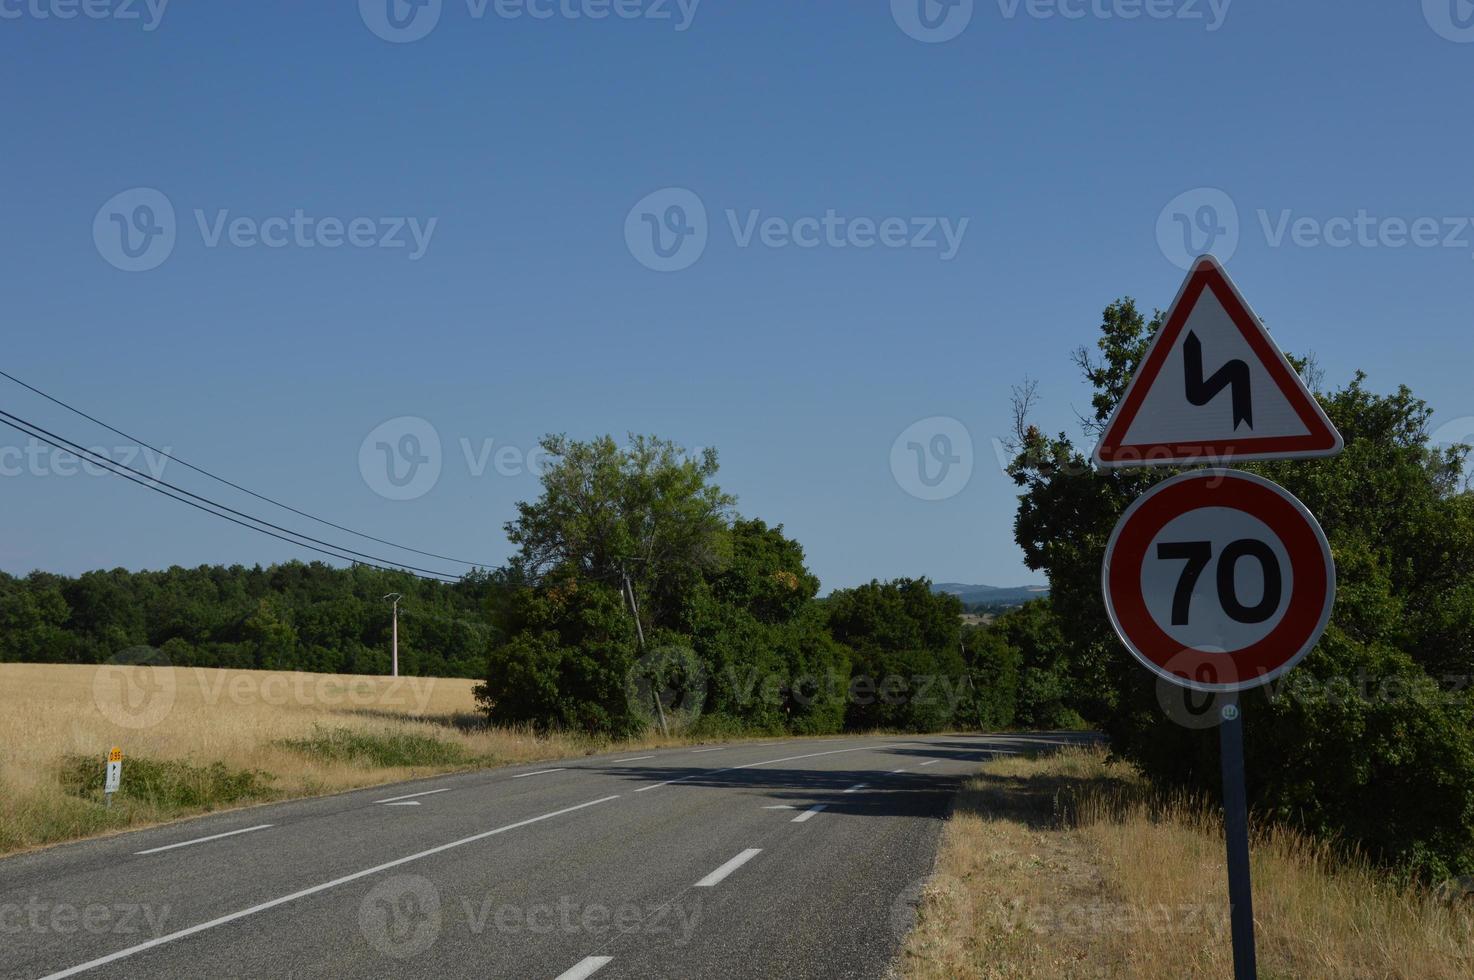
[1217,696,1257,980]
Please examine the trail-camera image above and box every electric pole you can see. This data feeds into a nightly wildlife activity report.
[383,593,402,678]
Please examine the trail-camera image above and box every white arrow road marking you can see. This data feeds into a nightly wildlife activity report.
[555,956,613,980]
[695,848,762,888]
[792,805,827,823]
[135,825,273,856]
[38,795,621,980]
[377,788,450,804]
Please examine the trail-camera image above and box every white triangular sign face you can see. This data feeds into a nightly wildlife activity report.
[1093,255,1342,468]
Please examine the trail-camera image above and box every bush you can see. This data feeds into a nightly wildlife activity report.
[277,727,472,769]
[59,755,275,809]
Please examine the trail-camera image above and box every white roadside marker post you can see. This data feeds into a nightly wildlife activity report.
[104,746,123,808]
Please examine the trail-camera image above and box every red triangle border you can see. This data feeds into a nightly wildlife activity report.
[1094,256,1342,467]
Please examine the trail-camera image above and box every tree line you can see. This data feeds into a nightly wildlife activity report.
[0,433,1036,740]
[0,562,493,678]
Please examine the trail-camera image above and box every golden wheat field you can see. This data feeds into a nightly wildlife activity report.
[0,662,686,856]
[901,746,1474,980]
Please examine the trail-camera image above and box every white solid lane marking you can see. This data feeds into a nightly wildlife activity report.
[843,783,868,793]
[792,805,827,823]
[690,747,726,753]
[891,768,907,774]
[919,759,942,767]
[384,801,421,807]
[695,848,763,888]
[761,804,796,810]
[39,795,620,980]
[134,824,273,856]
[512,768,567,778]
[555,955,614,980]
[377,788,450,804]
[612,755,654,763]
[634,744,901,793]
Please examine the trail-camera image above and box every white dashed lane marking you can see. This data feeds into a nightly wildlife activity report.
[695,848,763,888]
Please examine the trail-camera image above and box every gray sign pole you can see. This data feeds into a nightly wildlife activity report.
[1218,694,1258,980]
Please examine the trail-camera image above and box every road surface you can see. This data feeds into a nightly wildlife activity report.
[0,732,1090,980]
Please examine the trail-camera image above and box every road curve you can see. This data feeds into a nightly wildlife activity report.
[0,732,1093,980]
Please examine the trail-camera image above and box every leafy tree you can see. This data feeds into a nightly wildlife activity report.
[484,435,738,735]
[825,578,968,732]
[504,434,735,625]
[961,625,1019,730]
[990,599,1081,729]
[681,520,849,735]
[477,572,641,736]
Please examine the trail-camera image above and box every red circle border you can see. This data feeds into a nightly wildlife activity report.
[1103,471,1333,691]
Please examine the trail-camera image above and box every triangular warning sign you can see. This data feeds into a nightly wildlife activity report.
[1093,255,1343,468]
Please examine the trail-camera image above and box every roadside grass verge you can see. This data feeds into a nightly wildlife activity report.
[0,662,853,856]
[276,726,476,769]
[901,746,1474,980]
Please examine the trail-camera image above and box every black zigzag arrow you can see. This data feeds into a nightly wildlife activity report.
[1183,330,1253,430]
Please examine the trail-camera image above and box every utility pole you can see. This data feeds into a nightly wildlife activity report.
[960,637,982,730]
[383,593,402,678]
[620,563,667,737]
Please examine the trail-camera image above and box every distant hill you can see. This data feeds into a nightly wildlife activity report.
[931,582,1050,608]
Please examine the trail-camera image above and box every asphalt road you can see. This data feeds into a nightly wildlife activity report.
[0,732,1091,980]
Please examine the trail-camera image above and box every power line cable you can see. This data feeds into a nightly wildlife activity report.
[0,410,462,583]
[0,369,494,568]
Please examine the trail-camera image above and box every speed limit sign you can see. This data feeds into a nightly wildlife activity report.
[1102,469,1335,693]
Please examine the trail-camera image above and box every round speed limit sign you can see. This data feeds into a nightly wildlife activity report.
[1102,469,1335,693]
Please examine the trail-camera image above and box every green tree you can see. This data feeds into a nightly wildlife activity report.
[961,625,1019,730]
[825,578,968,732]
[482,435,738,735]
[504,434,735,625]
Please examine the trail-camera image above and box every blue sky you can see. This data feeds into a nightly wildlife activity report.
[1,1,1472,591]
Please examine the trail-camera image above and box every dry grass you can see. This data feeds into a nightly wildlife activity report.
[901,746,1474,980]
[0,662,711,856]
